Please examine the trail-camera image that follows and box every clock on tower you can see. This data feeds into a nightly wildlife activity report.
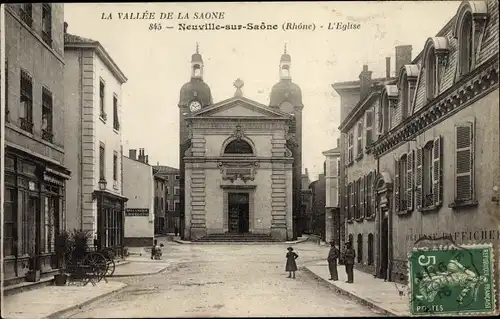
[189,100,202,112]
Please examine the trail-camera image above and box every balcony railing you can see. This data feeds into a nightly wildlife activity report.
[423,193,434,208]
[20,10,33,27]
[41,31,53,47]
[19,117,34,133]
[42,129,53,143]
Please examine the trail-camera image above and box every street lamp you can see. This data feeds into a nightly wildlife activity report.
[98,178,107,191]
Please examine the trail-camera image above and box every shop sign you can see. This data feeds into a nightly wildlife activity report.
[125,208,149,216]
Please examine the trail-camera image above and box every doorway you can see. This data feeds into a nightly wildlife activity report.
[228,193,249,233]
[27,196,39,256]
[380,215,389,280]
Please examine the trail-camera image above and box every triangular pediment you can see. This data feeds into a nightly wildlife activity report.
[191,96,291,119]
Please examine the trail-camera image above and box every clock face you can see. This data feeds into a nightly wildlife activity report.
[189,100,202,112]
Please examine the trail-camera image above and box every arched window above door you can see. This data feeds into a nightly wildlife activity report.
[223,139,254,155]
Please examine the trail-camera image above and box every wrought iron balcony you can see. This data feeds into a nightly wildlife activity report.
[20,10,33,27]
[42,129,53,143]
[423,193,434,207]
[41,31,52,47]
[19,117,33,133]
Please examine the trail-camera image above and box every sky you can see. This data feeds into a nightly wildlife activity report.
[64,1,459,181]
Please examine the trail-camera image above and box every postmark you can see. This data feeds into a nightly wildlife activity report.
[408,240,496,316]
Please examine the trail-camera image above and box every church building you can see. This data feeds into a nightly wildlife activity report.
[177,45,304,241]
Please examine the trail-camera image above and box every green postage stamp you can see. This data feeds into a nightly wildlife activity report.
[409,244,496,315]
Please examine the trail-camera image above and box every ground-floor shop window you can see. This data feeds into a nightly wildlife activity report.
[3,187,17,257]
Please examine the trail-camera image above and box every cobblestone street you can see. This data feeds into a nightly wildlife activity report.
[60,241,381,317]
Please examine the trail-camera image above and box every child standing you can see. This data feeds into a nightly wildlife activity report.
[285,247,298,279]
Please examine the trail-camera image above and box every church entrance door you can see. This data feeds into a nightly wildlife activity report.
[228,193,250,233]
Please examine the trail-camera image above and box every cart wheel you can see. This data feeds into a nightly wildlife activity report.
[102,247,115,260]
[84,252,107,282]
[106,258,116,277]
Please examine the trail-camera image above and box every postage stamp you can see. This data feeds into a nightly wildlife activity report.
[408,243,496,316]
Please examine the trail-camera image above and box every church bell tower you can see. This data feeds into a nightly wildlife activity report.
[178,43,213,239]
[269,44,304,240]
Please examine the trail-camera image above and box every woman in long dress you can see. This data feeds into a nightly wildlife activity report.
[285,247,298,279]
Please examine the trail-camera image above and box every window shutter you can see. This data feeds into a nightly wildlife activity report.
[349,182,354,220]
[432,136,442,206]
[394,158,400,212]
[455,122,474,201]
[344,183,349,218]
[371,170,376,217]
[416,148,423,210]
[406,150,414,211]
[360,177,365,218]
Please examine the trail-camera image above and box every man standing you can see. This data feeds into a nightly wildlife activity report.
[344,242,356,283]
[327,241,339,281]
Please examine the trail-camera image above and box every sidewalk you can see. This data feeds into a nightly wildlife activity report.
[3,281,127,319]
[304,261,409,316]
[111,260,173,277]
[172,235,310,245]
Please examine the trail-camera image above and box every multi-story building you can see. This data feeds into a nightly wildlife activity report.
[300,168,312,234]
[309,172,326,239]
[3,4,71,284]
[122,149,154,247]
[154,165,181,234]
[63,23,128,252]
[337,0,500,292]
[151,159,168,235]
[323,142,341,245]
[335,58,399,277]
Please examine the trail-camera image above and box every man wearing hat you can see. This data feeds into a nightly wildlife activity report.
[327,241,339,281]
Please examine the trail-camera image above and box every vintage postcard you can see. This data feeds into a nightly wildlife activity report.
[1,1,499,317]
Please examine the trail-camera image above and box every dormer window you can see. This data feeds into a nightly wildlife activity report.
[453,0,488,78]
[400,74,409,119]
[425,48,437,100]
[356,121,363,158]
[379,94,390,135]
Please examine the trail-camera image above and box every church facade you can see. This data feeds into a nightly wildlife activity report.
[177,46,304,241]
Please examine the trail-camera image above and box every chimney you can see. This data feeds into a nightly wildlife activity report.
[129,149,137,160]
[137,149,143,162]
[386,57,391,79]
[336,137,340,148]
[64,22,68,34]
[395,45,413,76]
[145,155,149,164]
[305,168,308,175]
[359,65,372,99]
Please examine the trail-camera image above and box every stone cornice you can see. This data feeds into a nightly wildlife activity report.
[371,56,499,157]
[188,120,288,131]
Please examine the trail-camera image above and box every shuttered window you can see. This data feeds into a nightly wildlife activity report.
[360,177,365,219]
[406,150,414,212]
[455,122,474,202]
[416,148,423,210]
[394,158,400,212]
[348,182,354,220]
[348,132,354,163]
[366,110,373,146]
[99,143,105,181]
[357,122,363,156]
[432,136,443,206]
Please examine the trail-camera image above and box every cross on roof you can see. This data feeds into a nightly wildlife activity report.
[233,78,244,89]
[233,78,244,97]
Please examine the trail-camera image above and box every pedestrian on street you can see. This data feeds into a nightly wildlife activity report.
[285,247,298,279]
[174,226,178,237]
[151,239,158,260]
[327,241,339,281]
[344,242,356,283]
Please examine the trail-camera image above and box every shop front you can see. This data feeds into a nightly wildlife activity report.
[3,147,70,285]
[92,188,127,255]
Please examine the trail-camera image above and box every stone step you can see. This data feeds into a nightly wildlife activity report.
[194,233,280,242]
